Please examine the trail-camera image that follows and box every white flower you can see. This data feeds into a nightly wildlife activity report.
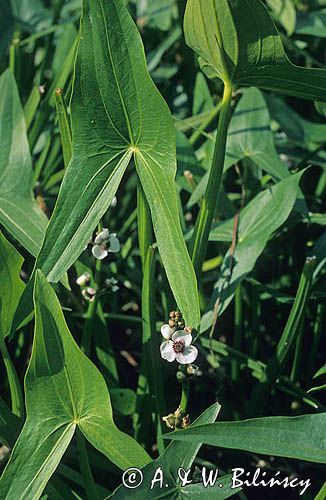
[161,324,174,340]
[92,228,120,260]
[76,272,91,287]
[94,228,110,245]
[160,330,198,365]
[82,287,96,302]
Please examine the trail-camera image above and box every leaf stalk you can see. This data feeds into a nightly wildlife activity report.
[191,82,233,279]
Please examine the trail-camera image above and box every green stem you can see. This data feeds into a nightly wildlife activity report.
[191,82,233,279]
[76,429,98,500]
[9,32,20,80]
[249,284,260,358]
[136,184,166,452]
[249,256,316,416]
[315,482,326,500]
[290,318,304,382]
[137,183,153,266]
[54,88,72,168]
[81,226,102,356]
[231,285,243,381]
[180,379,190,413]
[307,303,325,379]
[0,339,24,418]
[81,300,97,356]
[201,337,324,411]
[189,102,222,146]
[24,86,41,131]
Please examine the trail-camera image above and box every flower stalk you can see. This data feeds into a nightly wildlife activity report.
[249,256,317,415]
[54,87,72,168]
[191,82,233,279]
[135,183,166,451]
[0,339,24,419]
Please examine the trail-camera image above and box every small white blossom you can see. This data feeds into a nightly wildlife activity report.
[161,324,174,340]
[160,330,198,365]
[76,272,91,287]
[92,228,120,260]
[82,287,96,302]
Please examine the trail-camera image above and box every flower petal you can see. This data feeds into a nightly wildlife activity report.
[95,228,110,244]
[161,324,173,340]
[160,341,176,362]
[176,345,198,364]
[172,330,192,346]
[76,272,90,287]
[108,234,120,253]
[92,245,108,260]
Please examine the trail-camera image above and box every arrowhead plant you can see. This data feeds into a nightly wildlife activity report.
[0,0,325,498]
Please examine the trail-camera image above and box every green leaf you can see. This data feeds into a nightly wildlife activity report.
[193,72,214,115]
[188,87,289,208]
[201,171,304,331]
[295,9,326,38]
[267,0,296,35]
[266,93,326,148]
[0,395,22,448]
[35,0,200,327]
[0,231,25,340]
[0,70,48,256]
[184,0,326,101]
[110,403,239,499]
[164,413,326,464]
[0,271,150,499]
[110,389,136,417]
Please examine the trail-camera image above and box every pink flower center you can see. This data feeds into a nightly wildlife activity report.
[173,340,185,353]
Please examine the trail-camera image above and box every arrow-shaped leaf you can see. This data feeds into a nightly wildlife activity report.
[35,0,200,327]
[0,70,48,256]
[184,0,326,101]
[0,271,150,500]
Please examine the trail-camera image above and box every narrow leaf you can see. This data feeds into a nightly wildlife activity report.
[0,231,25,340]
[164,414,326,464]
[201,171,304,331]
[0,70,48,256]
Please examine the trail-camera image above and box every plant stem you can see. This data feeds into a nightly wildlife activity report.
[191,82,233,279]
[180,379,190,413]
[0,339,24,418]
[76,429,98,500]
[81,226,102,356]
[136,183,166,452]
[54,88,72,168]
[307,303,325,379]
[249,256,316,416]
[201,337,324,410]
[189,102,222,146]
[290,318,304,382]
[231,284,243,381]
[9,31,20,81]
[137,182,153,266]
